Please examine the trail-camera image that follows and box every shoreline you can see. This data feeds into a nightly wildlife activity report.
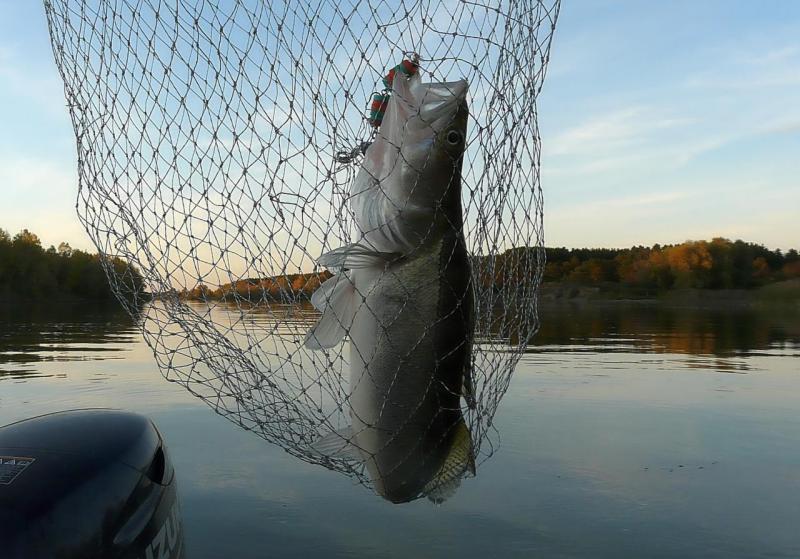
[2,280,797,313]
[538,279,800,310]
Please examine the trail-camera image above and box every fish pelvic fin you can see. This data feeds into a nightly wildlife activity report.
[310,425,362,461]
[423,417,476,504]
[304,273,358,349]
[305,243,400,350]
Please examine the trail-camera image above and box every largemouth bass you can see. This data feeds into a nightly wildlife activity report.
[306,71,475,503]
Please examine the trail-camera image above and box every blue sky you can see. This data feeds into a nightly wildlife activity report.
[0,1,797,252]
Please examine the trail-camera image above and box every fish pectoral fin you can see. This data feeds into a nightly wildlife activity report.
[318,243,400,271]
[311,426,362,460]
[305,273,358,349]
[423,418,476,504]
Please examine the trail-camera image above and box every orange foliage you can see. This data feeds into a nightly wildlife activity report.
[782,261,800,279]
[663,241,713,288]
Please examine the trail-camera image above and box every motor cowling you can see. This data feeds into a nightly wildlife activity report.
[0,409,182,559]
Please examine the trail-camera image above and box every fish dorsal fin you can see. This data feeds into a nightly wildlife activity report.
[423,418,475,504]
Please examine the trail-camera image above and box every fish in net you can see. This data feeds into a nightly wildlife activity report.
[43,0,561,502]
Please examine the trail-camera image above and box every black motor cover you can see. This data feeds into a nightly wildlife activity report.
[0,409,182,559]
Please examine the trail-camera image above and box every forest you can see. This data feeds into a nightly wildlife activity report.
[187,238,798,301]
[0,228,144,303]
[481,238,799,293]
[177,271,333,302]
[2,228,796,303]
[538,238,799,289]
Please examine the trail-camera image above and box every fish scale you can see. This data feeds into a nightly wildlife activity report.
[348,229,473,503]
[306,71,476,503]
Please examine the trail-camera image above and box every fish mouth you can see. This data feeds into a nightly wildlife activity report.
[421,79,468,103]
[417,79,468,131]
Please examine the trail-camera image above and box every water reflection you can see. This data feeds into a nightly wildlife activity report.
[160,299,476,504]
[3,299,796,381]
[144,298,800,506]
[534,302,800,357]
[1,300,799,557]
[0,303,138,379]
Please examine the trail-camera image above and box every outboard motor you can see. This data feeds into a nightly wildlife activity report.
[0,409,182,559]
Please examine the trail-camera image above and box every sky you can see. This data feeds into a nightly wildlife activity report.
[0,0,798,254]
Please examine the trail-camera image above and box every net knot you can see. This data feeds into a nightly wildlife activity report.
[334,140,372,164]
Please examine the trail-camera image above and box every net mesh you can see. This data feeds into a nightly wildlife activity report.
[44,0,561,500]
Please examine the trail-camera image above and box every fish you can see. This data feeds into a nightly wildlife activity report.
[305,70,475,504]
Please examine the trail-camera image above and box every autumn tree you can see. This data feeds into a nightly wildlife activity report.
[664,241,713,288]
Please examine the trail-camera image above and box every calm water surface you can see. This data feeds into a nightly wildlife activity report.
[1,302,799,558]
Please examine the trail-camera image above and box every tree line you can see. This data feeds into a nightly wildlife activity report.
[178,271,333,302]
[487,238,799,291]
[189,238,799,302]
[3,228,796,304]
[0,228,144,302]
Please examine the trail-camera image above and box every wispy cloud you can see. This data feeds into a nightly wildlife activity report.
[544,168,799,250]
[753,45,800,64]
[547,106,692,157]
[544,131,732,178]
[550,189,693,218]
[685,67,800,90]
[0,154,74,197]
[756,118,800,136]
[684,40,800,90]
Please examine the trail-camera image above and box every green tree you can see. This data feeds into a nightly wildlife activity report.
[0,228,143,303]
[13,229,41,247]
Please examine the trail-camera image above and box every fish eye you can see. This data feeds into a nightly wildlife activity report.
[446,130,463,145]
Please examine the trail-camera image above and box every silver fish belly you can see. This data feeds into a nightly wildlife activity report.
[306,72,475,503]
[348,228,474,503]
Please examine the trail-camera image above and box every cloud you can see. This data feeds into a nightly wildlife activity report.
[543,105,715,178]
[547,106,693,157]
[756,118,800,136]
[541,42,794,175]
[543,172,799,251]
[685,68,800,90]
[544,133,731,178]
[550,189,692,219]
[755,45,800,64]
[684,40,800,90]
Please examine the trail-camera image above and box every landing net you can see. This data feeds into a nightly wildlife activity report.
[45,0,561,497]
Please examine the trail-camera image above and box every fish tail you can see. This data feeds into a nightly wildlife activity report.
[423,416,475,504]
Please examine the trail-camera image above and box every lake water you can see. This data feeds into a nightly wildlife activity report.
[1,301,799,558]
